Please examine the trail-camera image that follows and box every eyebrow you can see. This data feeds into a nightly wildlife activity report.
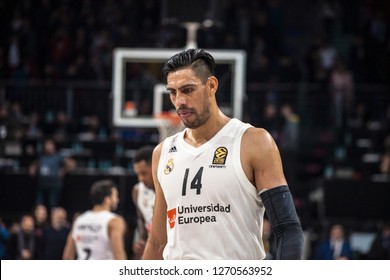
[166,82,199,92]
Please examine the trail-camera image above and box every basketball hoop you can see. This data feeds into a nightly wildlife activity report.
[154,111,185,142]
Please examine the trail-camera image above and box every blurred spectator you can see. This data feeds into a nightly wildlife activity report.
[260,103,279,140]
[40,207,70,259]
[0,103,10,140]
[29,138,76,210]
[379,134,390,174]
[25,111,43,139]
[314,223,353,260]
[32,204,48,257]
[279,103,300,152]
[8,214,37,260]
[348,102,370,130]
[78,115,108,141]
[379,152,390,175]
[33,204,48,239]
[318,39,337,73]
[367,222,390,259]
[7,102,26,140]
[278,103,300,188]
[330,58,354,128]
[0,217,11,259]
[7,35,22,77]
[53,111,73,142]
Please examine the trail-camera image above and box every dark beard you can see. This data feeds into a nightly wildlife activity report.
[181,108,210,129]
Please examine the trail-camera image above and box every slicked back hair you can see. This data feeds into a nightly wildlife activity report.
[162,49,215,84]
[90,180,117,206]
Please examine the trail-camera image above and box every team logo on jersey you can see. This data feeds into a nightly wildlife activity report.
[167,208,177,229]
[212,147,228,165]
[164,158,174,174]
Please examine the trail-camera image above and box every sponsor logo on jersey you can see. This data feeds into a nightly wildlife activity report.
[76,224,102,233]
[167,203,231,228]
[164,158,174,174]
[210,146,228,167]
[168,146,177,153]
[75,234,99,243]
[167,208,177,229]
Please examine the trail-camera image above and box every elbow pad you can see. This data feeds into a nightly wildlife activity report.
[260,185,304,259]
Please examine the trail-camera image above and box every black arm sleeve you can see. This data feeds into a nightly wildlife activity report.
[260,185,304,259]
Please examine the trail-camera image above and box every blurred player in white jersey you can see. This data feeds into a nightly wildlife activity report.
[131,146,155,259]
[63,180,127,260]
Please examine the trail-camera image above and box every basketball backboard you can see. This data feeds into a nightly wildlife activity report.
[112,48,246,128]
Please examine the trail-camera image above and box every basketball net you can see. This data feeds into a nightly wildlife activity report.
[154,111,185,142]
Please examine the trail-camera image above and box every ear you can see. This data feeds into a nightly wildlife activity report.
[103,195,110,205]
[207,76,218,96]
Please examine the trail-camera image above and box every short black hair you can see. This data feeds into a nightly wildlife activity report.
[162,49,215,84]
[90,180,116,206]
[133,146,154,165]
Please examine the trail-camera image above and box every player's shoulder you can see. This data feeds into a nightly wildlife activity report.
[243,126,275,145]
[109,214,127,229]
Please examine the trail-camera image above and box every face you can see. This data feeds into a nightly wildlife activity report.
[21,216,35,233]
[167,68,215,129]
[44,140,56,154]
[133,160,153,189]
[34,204,47,223]
[51,207,67,226]
[330,225,344,240]
[108,187,119,211]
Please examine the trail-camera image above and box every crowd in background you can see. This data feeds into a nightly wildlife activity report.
[0,0,389,84]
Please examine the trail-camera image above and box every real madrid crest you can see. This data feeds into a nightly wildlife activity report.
[164,158,174,174]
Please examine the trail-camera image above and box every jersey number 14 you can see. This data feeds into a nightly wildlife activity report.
[182,167,203,196]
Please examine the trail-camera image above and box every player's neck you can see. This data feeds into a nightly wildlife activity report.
[185,110,230,147]
[92,205,110,212]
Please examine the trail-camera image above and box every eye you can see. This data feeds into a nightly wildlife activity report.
[182,88,193,94]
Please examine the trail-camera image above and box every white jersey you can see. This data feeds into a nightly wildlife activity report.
[136,182,155,233]
[158,118,266,259]
[72,210,117,260]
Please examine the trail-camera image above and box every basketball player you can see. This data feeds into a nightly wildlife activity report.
[62,180,127,260]
[131,146,155,259]
[143,49,304,260]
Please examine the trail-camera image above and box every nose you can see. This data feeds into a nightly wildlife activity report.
[171,91,187,108]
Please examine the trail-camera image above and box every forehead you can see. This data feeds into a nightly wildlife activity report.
[166,68,202,88]
[134,160,150,172]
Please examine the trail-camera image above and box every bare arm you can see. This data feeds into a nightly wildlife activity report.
[243,128,303,259]
[142,143,167,260]
[241,127,287,191]
[62,229,76,260]
[108,216,127,260]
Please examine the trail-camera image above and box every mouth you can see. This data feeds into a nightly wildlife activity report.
[177,108,193,118]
